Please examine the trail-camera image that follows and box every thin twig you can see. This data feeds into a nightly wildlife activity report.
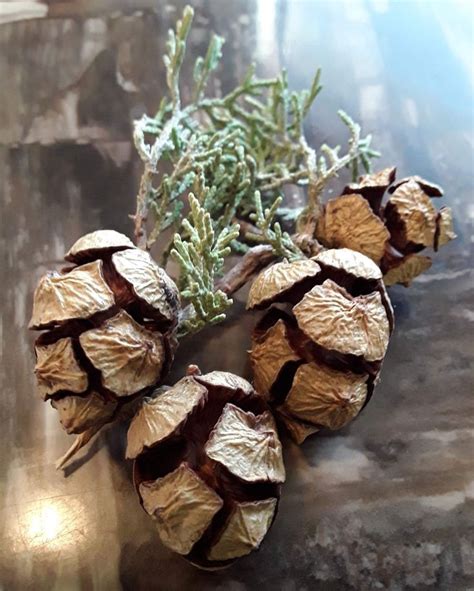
[216,244,275,294]
[259,169,309,192]
[133,166,153,249]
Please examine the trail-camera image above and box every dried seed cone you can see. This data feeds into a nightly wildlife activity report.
[247,248,394,444]
[126,368,285,569]
[316,168,456,286]
[29,230,180,463]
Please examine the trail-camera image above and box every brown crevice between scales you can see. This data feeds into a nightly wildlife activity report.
[126,368,285,569]
[247,248,393,443]
[29,230,180,469]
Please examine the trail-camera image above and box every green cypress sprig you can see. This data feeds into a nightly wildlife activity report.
[171,193,240,336]
[246,192,304,262]
[132,5,381,333]
[132,5,379,250]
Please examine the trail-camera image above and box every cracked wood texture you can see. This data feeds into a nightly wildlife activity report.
[0,1,472,590]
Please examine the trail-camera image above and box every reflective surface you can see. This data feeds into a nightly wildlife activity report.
[1,1,473,589]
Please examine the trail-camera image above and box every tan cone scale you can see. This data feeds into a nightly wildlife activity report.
[282,363,368,431]
[246,259,321,309]
[248,248,394,443]
[51,391,117,435]
[29,260,116,329]
[35,337,88,399]
[436,207,456,249]
[139,464,224,555]
[315,168,455,286]
[343,166,396,215]
[383,254,432,287]
[293,280,390,362]
[30,230,180,442]
[127,369,284,569]
[316,194,389,264]
[384,180,438,251]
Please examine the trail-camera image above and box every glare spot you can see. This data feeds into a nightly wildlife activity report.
[19,497,87,552]
[26,504,62,547]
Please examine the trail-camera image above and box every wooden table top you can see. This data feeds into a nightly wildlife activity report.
[1,1,472,589]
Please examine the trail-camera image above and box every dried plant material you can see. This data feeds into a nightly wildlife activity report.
[276,411,319,445]
[384,180,437,252]
[35,338,88,399]
[55,425,102,470]
[51,392,117,434]
[207,499,277,561]
[314,247,382,281]
[132,4,379,266]
[196,371,255,397]
[379,177,454,283]
[346,167,396,192]
[294,280,389,362]
[30,230,180,468]
[205,403,285,483]
[129,368,284,568]
[383,254,432,287]
[248,250,393,442]
[388,176,443,197]
[356,166,397,191]
[80,311,165,397]
[317,194,389,264]
[315,169,451,286]
[139,464,223,555]
[65,229,134,263]
[112,249,179,324]
[435,207,456,250]
[292,232,324,257]
[126,378,207,459]
[250,320,300,398]
[343,166,396,213]
[29,260,115,329]
[247,259,321,310]
[282,362,368,430]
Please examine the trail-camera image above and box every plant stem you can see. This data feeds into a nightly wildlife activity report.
[216,244,275,295]
[259,169,309,192]
[133,166,153,249]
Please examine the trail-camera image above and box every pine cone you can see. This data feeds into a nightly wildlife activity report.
[126,367,285,569]
[247,248,394,444]
[315,168,456,286]
[30,230,180,443]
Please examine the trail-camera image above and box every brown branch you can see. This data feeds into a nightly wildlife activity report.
[216,245,275,295]
[296,136,322,239]
[235,217,262,241]
[133,166,152,250]
[132,106,187,250]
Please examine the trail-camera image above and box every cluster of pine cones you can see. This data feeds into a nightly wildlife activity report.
[29,169,454,568]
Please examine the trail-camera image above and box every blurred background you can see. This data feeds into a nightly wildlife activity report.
[0,1,473,589]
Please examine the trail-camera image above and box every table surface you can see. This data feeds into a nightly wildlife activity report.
[1,1,473,590]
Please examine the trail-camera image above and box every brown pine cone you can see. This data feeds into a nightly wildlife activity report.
[30,230,180,442]
[316,168,456,286]
[126,368,285,569]
[247,248,394,444]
